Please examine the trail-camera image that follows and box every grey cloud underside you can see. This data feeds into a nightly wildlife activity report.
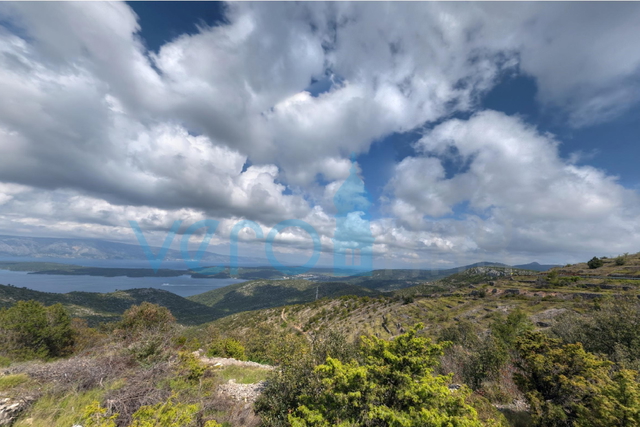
[0,2,639,264]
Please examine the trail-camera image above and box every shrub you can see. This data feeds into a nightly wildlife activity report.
[514,331,640,426]
[0,300,74,360]
[285,324,496,427]
[587,257,604,269]
[615,255,627,266]
[71,318,106,353]
[491,309,534,348]
[128,336,167,365]
[130,395,200,427]
[81,401,118,427]
[463,335,509,391]
[178,351,206,382]
[255,330,355,427]
[603,369,640,425]
[118,302,176,335]
[206,338,246,361]
[438,319,481,348]
[553,298,640,369]
[402,295,414,304]
[0,356,10,367]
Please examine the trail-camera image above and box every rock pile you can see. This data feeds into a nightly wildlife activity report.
[218,379,267,403]
[0,397,34,426]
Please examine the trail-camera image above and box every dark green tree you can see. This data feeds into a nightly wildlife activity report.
[492,309,534,348]
[0,300,74,360]
[587,257,604,269]
[515,331,616,426]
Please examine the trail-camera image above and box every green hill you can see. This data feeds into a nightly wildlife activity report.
[187,279,378,317]
[206,259,640,342]
[0,284,216,325]
[0,279,378,326]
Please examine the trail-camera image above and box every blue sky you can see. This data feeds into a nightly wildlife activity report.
[0,2,639,268]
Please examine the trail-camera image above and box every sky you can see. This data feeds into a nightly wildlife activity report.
[0,2,639,269]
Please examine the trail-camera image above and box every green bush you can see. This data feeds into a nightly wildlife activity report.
[117,302,176,334]
[492,309,534,348]
[0,356,10,367]
[279,324,498,427]
[128,336,168,366]
[82,396,222,427]
[178,351,206,382]
[552,298,640,369]
[514,331,640,426]
[206,338,246,361]
[0,300,74,360]
[255,330,356,427]
[462,335,509,391]
[587,257,604,269]
[438,319,481,348]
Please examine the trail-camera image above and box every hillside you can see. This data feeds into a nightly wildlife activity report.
[187,279,378,317]
[392,266,538,297]
[2,254,640,427]
[0,279,378,326]
[207,259,640,341]
[0,284,216,325]
[553,252,640,277]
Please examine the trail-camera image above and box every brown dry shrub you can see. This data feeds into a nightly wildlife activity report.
[10,353,135,392]
[104,360,174,427]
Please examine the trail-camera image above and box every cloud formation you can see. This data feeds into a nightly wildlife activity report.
[0,2,639,265]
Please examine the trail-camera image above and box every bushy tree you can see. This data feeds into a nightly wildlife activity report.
[0,300,74,360]
[439,311,531,395]
[513,331,640,426]
[254,332,326,427]
[492,309,534,348]
[462,335,509,391]
[287,324,496,427]
[587,257,604,269]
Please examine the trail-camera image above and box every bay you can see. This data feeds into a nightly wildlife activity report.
[0,260,246,298]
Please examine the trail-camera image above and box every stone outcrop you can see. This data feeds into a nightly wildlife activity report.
[0,396,34,426]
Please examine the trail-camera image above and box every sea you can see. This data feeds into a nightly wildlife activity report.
[0,257,246,298]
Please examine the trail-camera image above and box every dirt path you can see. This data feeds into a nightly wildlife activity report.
[280,308,311,340]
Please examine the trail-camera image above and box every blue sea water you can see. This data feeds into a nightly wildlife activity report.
[0,257,245,297]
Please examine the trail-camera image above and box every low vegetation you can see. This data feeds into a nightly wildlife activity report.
[2,254,640,426]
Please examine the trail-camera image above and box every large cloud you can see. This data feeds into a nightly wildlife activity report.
[386,111,640,262]
[0,2,639,265]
